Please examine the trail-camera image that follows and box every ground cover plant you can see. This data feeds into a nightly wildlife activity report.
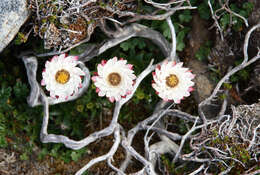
[0,0,260,174]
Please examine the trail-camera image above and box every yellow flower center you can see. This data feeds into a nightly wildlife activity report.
[55,69,70,84]
[166,74,179,88]
[108,72,121,86]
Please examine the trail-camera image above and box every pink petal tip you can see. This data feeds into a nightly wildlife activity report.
[79,83,83,88]
[188,87,194,92]
[101,60,107,66]
[175,99,181,104]
[127,64,133,70]
[41,79,45,86]
[163,98,168,102]
[190,74,196,79]
[96,88,100,93]
[91,76,97,82]
[74,56,79,61]
[109,97,115,103]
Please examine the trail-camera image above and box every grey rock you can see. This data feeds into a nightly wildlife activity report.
[0,0,29,52]
[187,59,220,119]
[187,59,214,103]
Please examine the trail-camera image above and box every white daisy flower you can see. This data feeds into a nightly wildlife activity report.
[92,57,136,102]
[41,54,85,99]
[152,61,195,103]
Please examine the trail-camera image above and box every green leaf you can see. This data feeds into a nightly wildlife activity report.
[220,13,230,29]
[223,83,232,90]
[71,151,80,161]
[13,81,29,99]
[238,69,249,80]
[0,136,8,148]
[120,42,131,51]
[161,21,171,39]
[178,10,192,23]
[230,75,239,82]
[20,152,29,160]
[37,148,48,160]
[243,2,254,13]
[198,3,211,20]
[14,32,27,45]
[177,30,185,41]
[135,39,146,49]
[195,41,211,61]
[176,29,189,51]
[71,148,86,161]
[239,10,248,18]
[176,42,185,52]
[0,86,12,111]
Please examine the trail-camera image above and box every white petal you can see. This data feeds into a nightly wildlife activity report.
[92,57,136,102]
[152,61,194,103]
[41,54,85,100]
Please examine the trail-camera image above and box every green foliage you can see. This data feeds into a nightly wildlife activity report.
[0,60,92,163]
[209,135,252,172]
[0,112,8,148]
[195,41,212,61]
[221,2,253,32]
[178,119,188,134]
[0,86,12,111]
[14,81,29,99]
[20,152,29,160]
[161,155,175,173]
[178,10,192,23]
[161,154,190,174]
[223,83,232,90]
[198,0,212,20]
[70,148,86,161]
[150,16,191,52]
[230,60,250,83]
[243,2,254,14]
[197,0,254,32]
[120,38,146,52]
[14,32,28,45]
[176,28,190,51]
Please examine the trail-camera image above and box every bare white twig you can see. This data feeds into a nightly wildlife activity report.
[75,125,121,175]
[166,17,177,61]
[188,164,205,175]
[208,0,224,41]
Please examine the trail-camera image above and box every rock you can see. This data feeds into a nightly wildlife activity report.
[187,59,214,103]
[0,0,29,53]
[187,59,220,119]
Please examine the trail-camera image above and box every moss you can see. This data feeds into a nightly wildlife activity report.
[41,18,47,24]
[48,15,57,23]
